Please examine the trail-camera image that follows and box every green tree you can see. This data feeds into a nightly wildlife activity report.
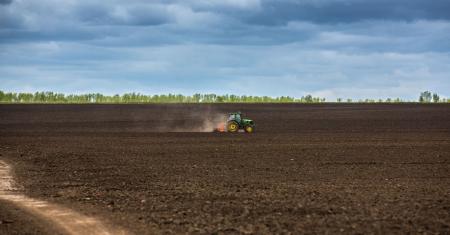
[432,93,440,103]
[419,91,432,103]
[303,95,313,103]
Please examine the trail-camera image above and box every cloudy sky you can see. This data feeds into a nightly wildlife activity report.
[1,0,449,100]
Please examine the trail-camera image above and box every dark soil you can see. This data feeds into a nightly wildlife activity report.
[0,201,63,235]
[0,104,449,234]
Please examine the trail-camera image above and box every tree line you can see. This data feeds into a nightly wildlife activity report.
[0,91,323,103]
[0,90,447,103]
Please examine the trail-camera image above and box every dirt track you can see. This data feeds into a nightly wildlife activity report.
[0,160,127,235]
[0,104,449,234]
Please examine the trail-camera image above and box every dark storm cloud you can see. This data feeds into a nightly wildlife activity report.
[64,0,450,27]
[0,28,101,44]
[0,12,22,28]
[1,0,450,99]
[75,3,173,26]
[0,0,448,50]
[0,0,12,5]
[244,0,450,25]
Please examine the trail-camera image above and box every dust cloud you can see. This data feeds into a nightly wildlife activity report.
[174,110,227,132]
[130,105,228,133]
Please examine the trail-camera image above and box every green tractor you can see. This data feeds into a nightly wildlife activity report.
[215,112,255,133]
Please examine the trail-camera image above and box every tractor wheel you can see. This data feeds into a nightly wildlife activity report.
[227,121,239,133]
[245,125,254,133]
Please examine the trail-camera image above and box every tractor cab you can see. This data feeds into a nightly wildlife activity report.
[227,112,241,123]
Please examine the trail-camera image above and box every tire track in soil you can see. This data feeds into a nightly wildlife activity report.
[0,160,129,235]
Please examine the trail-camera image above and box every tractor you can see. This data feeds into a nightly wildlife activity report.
[214,112,255,133]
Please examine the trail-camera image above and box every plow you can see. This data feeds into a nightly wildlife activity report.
[213,112,255,133]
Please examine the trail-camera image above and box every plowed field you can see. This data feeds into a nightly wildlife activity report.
[1,104,449,234]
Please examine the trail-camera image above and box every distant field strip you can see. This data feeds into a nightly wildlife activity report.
[0,160,128,235]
